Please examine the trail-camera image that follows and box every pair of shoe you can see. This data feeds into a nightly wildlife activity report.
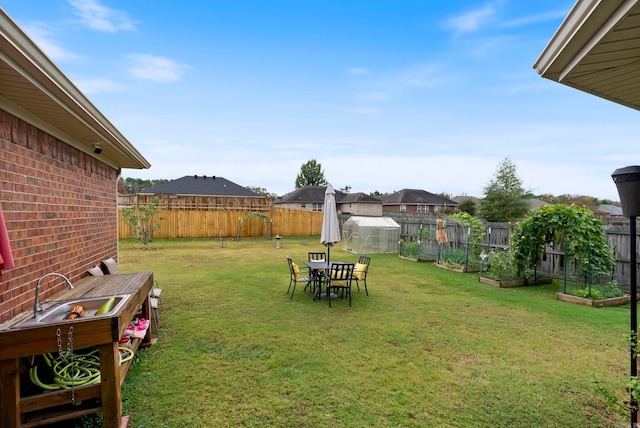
[120,326,134,343]
[134,318,148,330]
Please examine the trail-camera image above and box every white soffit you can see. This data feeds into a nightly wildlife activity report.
[534,0,640,112]
[0,8,150,169]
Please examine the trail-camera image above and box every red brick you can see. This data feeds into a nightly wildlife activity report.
[0,110,118,320]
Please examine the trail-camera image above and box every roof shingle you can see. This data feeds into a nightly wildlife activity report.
[141,175,260,197]
[382,189,458,206]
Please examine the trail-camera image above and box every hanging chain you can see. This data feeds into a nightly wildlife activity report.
[56,328,62,355]
[67,326,73,355]
[55,327,76,404]
[68,327,75,404]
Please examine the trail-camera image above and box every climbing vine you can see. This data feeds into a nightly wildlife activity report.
[236,212,272,241]
[448,212,486,257]
[511,204,615,276]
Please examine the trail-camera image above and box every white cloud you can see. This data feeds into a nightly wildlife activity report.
[353,63,451,104]
[68,0,137,33]
[22,23,81,62]
[467,35,518,58]
[502,10,569,28]
[348,67,369,75]
[445,2,500,33]
[125,54,189,83]
[344,107,379,115]
[73,77,125,94]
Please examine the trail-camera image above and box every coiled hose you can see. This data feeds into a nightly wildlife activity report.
[29,347,134,390]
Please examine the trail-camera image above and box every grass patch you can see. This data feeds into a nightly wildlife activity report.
[115,237,629,427]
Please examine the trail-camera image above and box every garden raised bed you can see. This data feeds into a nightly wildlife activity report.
[479,276,553,288]
[556,293,631,308]
[435,263,480,273]
[398,255,436,262]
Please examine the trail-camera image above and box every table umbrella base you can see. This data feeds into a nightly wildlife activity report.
[316,292,338,299]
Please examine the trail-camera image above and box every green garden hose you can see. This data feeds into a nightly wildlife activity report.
[29,347,134,390]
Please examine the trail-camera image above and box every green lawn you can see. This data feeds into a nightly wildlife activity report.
[116,237,630,427]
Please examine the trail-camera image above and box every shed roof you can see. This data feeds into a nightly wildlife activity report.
[140,175,261,197]
[534,0,640,112]
[0,8,150,169]
[382,189,458,206]
[344,216,400,228]
[597,204,623,215]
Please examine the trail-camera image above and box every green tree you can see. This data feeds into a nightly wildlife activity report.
[121,197,163,249]
[479,158,529,222]
[123,178,168,194]
[295,159,328,188]
[458,199,477,216]
[246,186,276,198]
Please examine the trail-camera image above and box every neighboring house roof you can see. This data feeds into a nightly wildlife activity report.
[381,189,458,206]
[526,198,553,210]
[534,0,640,112]
[276,186,347,204]
[340,192,382,204]
[140,175,261,197]
[0,10,150,170]
[597,204,623,216]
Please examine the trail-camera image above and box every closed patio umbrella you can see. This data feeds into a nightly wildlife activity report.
[320,184,341,266]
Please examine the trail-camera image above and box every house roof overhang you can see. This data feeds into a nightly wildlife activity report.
[533,0,640,112]
[0,8,150,170]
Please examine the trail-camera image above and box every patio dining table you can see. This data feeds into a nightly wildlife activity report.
[304,260,340,300]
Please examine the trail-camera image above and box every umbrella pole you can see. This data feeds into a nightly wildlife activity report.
[326,245,331,300]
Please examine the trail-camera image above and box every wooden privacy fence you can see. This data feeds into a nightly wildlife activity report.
[118,206,639,288]
[118,208,324,239]
[384,212,640,288]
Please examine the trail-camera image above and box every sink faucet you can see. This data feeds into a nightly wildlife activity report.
[34,273,74,319]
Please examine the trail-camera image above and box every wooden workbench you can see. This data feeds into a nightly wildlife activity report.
[0,272,154,428]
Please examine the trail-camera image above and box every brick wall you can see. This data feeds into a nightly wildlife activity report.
[0,110,119,323]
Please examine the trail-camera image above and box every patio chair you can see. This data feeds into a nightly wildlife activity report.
[308,252,326,262]
[287,256,311,300]
[86,266,104,276]
[308,252,326,291]
[326,263,355,307]
[353,256,370,295]
[101,258,120,274]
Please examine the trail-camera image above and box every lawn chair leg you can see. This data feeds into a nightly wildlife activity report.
[290,282,297,299]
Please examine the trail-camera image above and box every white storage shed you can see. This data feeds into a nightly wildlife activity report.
[341,216,400,254]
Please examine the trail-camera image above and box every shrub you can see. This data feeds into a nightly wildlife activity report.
[572,281,625,300]
[400,241,420,258]
[484,249,519,281]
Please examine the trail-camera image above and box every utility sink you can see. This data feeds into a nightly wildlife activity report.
[11,294,131,329]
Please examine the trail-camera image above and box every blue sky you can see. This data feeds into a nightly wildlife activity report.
[3,0,639,201]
